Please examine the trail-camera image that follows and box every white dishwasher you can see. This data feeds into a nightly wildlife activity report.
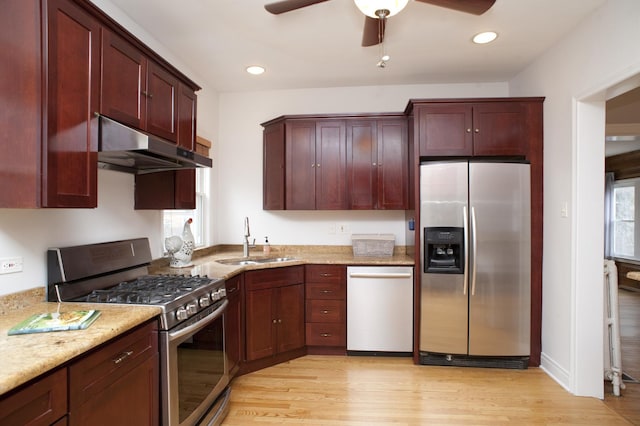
[347,266,414,353]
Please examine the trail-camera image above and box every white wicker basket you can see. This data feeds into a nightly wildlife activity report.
[351,234,395,257]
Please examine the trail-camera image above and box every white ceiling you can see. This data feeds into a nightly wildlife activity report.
[104,0,607,93]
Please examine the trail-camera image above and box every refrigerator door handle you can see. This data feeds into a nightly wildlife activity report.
[471,206,478,296]
[463,206,469,295]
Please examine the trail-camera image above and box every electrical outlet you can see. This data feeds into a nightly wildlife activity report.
[1,257,23,274]
[337,223,350,234]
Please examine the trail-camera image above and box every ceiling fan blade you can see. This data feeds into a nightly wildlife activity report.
[264,0,331,15]
[362,16,385,47]
[415,0,496,15]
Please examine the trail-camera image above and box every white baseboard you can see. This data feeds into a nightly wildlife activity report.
[540,351,571,393]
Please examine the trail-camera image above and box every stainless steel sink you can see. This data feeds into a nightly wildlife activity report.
[216,256,297,266]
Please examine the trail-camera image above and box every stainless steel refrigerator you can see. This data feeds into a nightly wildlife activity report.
[419,161,530,368]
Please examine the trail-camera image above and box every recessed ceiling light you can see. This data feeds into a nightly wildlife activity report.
[472,31,498,44]
[246,65,265,75]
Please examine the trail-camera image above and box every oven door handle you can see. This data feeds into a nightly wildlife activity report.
[167,299,228,342]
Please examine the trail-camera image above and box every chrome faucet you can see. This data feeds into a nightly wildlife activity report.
[243,217,254,257]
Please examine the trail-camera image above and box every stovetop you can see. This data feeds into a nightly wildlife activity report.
[47,238,227,331]
[77,275,216,304]
[72,274,226,331]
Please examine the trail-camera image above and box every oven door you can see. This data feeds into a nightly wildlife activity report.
[161,300,230,426]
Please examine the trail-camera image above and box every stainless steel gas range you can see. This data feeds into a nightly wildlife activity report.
[47,238,230,426]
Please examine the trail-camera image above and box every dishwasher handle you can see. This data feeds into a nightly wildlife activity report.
[348,272,413,279]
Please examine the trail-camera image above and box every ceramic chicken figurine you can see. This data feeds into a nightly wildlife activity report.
[165,218,195,268]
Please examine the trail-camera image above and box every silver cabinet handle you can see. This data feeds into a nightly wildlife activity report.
[321,310,329,314]
[113,350,133,365]
[320,333,332,337]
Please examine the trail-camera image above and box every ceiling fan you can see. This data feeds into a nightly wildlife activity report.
[264,0,496,47]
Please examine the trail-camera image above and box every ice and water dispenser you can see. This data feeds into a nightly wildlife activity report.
[424,227,464,274]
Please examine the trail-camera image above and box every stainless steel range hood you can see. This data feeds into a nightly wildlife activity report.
[98,115,212,174]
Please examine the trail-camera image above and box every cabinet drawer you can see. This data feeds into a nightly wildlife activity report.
[305,265,346,284]
[0,367,67,426]
[245,265,304,290]
[306,282,345,299]
[306,299,345,323]
[69,321,157,405]
[306,323,345,347]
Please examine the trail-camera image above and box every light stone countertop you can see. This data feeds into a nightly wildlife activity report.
[150,245,415,278]
[0,299,160,396]
[627,271,640,281]
[0,245,414,397]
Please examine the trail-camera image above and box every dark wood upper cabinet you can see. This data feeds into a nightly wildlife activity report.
[285,120,317,209]
[134,60,199,210]
[285,119,348,210]
[413,100,528,157]
[1,0,201,209]
[347,118,408,209]
[101,28,178,143]
[0,0,99,208]
[315,120,347,210]
[263,121,285,210]
[264,114,406,211]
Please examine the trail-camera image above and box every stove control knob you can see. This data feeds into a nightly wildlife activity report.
[186,302,198,315]
[199,295,211,307]
[176,307,188,321]
[219,288,227,298]
[211,290,221,301]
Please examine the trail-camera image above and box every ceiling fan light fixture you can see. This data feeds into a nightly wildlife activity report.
[354,0,409,18]
[246,65,266,75]
[472,31,498,44]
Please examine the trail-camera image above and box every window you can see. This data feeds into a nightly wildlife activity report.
[162,169,208,253]
[612,178,640,260]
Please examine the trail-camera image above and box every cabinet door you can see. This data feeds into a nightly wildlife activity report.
[347,120,377,209]
[134,172,175,209]
[0,368,67,426]
[245,287,276,361]
[417,104,473,156]
[225,275,243,377]
[286,121,316,209]
[69,321,159,426]
[315,120,347,209]
[377,119,408,209]
[45,0,99,207]
[276,283,305,353]
[263,122,285,210]
[177,84,196,150]
[472,102,526,156]
[100,28,146,130]
[146,61,178,143]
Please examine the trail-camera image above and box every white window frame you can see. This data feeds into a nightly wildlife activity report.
[611,177,640,261]
[162,168,209,254]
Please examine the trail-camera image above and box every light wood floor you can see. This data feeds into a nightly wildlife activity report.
[224,355,630,425]
[223,289,640,425]
[603,288,640,424]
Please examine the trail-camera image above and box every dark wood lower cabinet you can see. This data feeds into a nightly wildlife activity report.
[225,274,243,379]
[0,368,67,426]
[0,321,159,426]
[68,321,159,426]
[305,265,347,354]
[241,266,305,374]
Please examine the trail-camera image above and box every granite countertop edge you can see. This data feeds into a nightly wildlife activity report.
[0,301,161,396]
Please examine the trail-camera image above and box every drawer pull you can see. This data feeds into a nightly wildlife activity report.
[112,350,134,365]
[227,286,237,294]
[320,290,333,294]
[320,333,332,337]
[321,310,330,314]
[319,273,334,277]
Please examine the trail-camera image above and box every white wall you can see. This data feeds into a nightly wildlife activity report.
[510,0,640,397]
[215,83,508,246]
